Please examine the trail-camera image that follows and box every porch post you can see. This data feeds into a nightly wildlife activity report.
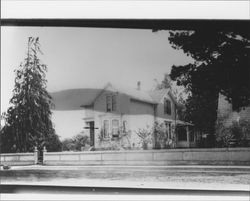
[186,126,190,148]
[34,146,38,165]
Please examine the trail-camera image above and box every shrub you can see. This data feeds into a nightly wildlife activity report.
[153,122,168,149]
[135,126,152,150]
[62,132,90,151]
[98,126,132,150]
[216,118,250,147]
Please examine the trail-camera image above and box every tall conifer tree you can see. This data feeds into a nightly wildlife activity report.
[1,37,61,153]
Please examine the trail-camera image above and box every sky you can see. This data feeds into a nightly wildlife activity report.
[1,26,193,138]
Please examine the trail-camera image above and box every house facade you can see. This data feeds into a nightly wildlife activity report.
[82,83,195,150]
[81,83,196,149]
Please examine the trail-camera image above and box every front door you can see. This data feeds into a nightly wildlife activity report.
[89,121,95,146]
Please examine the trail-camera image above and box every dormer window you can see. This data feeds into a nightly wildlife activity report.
[106,94,117,112]
[164,98,171,115]
[106,95,112,112]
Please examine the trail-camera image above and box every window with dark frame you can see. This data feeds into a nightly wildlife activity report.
[164,98,171,115]
[106,95,112,112]
[103,120,109,138]
[165,121,171,139]
[112,119,119,137]
[106,94,117,112]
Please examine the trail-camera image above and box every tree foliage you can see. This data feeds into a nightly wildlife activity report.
[168,30,250,135]
[0,37,61,153]
[216,119,250,147]
[62,132,90,151]
[135,126,152,150]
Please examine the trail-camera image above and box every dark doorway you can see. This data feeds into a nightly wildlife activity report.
[89,121,95,147]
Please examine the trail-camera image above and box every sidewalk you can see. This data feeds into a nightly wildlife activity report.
[4,164,250,170]
[1,165,250,191]
[2,178,249,191]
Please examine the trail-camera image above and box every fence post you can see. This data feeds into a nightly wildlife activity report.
[34,146,38,164]
[43,146,47,164]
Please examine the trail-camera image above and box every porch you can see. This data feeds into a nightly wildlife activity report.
[175,121,196,148]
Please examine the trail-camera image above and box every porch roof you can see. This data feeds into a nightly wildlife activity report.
[175,120,194,126]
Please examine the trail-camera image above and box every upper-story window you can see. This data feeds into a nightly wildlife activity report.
[106,95,112,112]
[164,98,171,115]
[106,94,117,112]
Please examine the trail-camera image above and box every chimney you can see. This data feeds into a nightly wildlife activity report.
[137,81,141,90]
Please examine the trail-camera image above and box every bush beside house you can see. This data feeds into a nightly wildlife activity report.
[96,121,178,151]
[62,132,90,151]
[216,117,250,147]
[135,126,152,150]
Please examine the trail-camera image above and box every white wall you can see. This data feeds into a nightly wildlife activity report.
[0,152,36,166]
[43,148,250,166]
[128,100,155,148]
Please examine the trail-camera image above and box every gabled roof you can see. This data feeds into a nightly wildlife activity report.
[50,83,181,110]
[104,83,158,104]
[149,88,182,107]
[87,82,179,106]
[50,88,102,110]
[149,88,170,102]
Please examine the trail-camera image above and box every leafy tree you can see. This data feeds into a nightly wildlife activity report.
[62,132,90,151]
[167,30,250,139]
[46,132,62,152]
[0,37,61,153]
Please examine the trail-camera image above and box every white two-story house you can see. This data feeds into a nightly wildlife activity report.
[81,82,195,149]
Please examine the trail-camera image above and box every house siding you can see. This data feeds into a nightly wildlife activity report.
[128,100,155,149]
[83,84,192,149]
[129,99,155,116]
[93,89,131,148]
[155,93,176,121]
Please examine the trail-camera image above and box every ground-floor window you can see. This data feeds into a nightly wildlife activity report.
[164,121,171,139]
[112,119,119,137]
[103,120,109,138]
